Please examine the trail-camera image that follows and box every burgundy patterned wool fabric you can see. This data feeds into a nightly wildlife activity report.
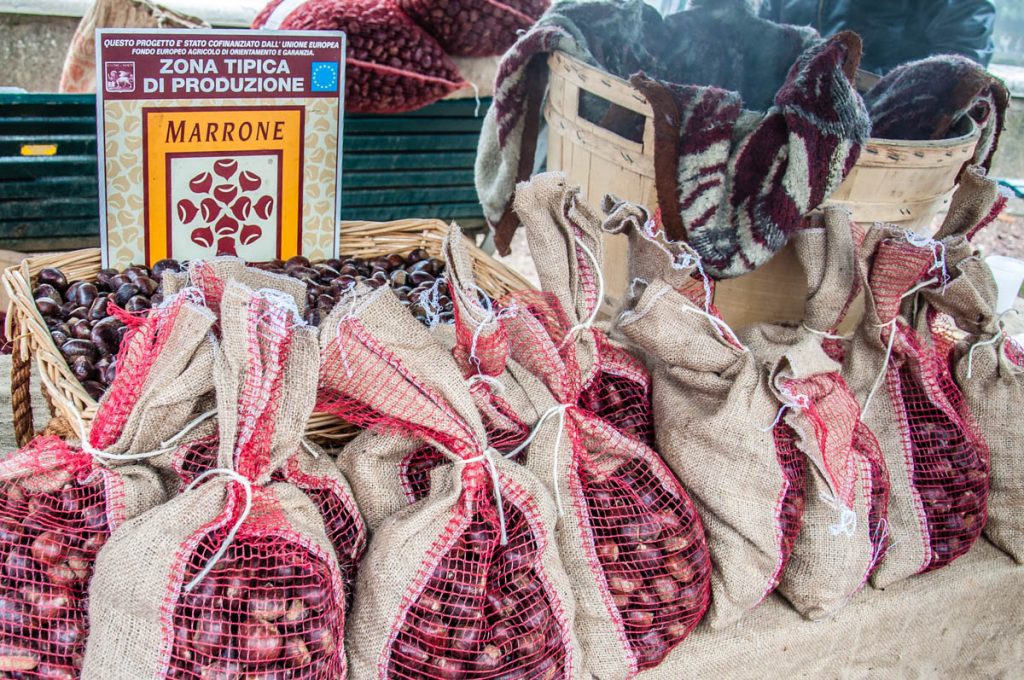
[475,0,870,278]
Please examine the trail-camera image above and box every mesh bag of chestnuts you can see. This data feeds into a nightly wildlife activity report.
[738,209,891,620]
[841,223,989,588]
[331,228,545,531]
[614,223,808,629]
[911,168,1023,563]
[0,289,219,676]
[515,174,656,447]
[83,284,349,679]
[159,262,370,595]
[499,291,712,676]
[317,285,585,679]
[397,0,550,57]
[252,0,466,113]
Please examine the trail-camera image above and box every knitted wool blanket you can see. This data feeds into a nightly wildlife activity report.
[865,54,1009,169]
[476,0,870,278]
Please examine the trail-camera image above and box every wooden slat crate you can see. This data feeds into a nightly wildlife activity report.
[0,93,490,251]
[545,51,982,329]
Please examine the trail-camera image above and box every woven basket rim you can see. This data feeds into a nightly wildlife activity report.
[3,219,533,442]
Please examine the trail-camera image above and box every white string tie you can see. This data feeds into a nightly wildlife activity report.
[559,235,605,350]
[504,403,571,517]
[460,448,508,545]
[861,277,940,420]
[460,283,517,370]
[469,81,482,118]
[641,218,713,312]
[819,492,858,537]
[629,277,649,300]
[682,306,748,352]
[466,373,506,395]
[904,230,949,287]
[300,438,321,459]
[759,392,811,432]
[966,310,1019,379]
[38,369,216,462]
[418,276,447,330]
[802,325,850,341]
[333,295,362,379]
[182,468,254,592]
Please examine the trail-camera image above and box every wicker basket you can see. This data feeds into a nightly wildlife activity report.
[3,219,534,447]
[544,51,982,329]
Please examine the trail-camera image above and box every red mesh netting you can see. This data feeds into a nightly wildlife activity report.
[577,419,712,668]
[252,0,466,113]
[890,335,989,571]
[388,473,571,678]
[88,292,197,451]
[0,437,116,676]
[581,336,655,447]
[164,293,348,677]
[165,490,347,679]
[770,423,808,592]
[316,292,578,678]
[500,290,711,669]
[397,0,549,56]
[865,236,988,573]
[1005,335,1024,368]
[273,457,367,603]
[857,422,892,574]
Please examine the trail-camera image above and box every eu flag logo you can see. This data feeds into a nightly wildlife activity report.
[311,62,339,92]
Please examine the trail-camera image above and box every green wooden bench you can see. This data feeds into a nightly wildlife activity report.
[0,93,489,251]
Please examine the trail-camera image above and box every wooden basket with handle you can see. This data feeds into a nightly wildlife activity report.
[545,51,982,329]
[3,219,534,447]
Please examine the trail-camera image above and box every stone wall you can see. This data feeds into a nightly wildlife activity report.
[0,13,79,92]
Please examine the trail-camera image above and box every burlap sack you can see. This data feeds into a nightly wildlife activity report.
[160,257,307,316]
[85,288,218,480]
[842,222,989,587]
[317,286,586,679]
[737,208,891,619]
[0,288,217,676]
[614,220,806,629]
[912,168,1023,563]
[83,282,348,679]
[59,0,207,93]
[514,173,656,445]
[332,229,549,531]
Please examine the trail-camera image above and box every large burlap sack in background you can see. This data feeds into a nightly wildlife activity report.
[317,286,585,679]
[60,0,207,93]
[614,219,806,629]
[83,283,348,679]
[913,168,1024,563]
[740,208,891,620]
[842,224,989,587]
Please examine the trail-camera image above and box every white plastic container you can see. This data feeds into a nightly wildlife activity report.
[986,256,1024,313]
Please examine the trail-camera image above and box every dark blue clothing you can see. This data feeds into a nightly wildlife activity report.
[758,0,996,72]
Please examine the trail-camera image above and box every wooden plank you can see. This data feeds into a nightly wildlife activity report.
[0,218,99,239]
[547,53,652,117]
[343,186,478,208]
[0,135,96,156]
[0,155,98,180]
[343,152,476,172]
[0,197,98,220]
[341,203,483,222]
[0,177,99,200]
[348,99,490,118]
[345,134,479,152]
[344,117,484,134]
[342,169,475,189]
[0,118,97,136]
[0,235,100,252]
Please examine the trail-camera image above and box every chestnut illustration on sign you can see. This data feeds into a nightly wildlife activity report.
[182,157,275,257]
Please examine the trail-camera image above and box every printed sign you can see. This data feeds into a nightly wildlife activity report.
[95,29,345,268]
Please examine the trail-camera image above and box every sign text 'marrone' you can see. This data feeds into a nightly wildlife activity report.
[165,118,287,144]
